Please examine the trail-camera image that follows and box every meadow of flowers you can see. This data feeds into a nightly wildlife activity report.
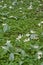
[0,0,43,65]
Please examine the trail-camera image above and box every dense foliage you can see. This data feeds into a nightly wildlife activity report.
[0,0,43,65]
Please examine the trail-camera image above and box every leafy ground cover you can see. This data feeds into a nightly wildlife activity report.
[0,0,43,65]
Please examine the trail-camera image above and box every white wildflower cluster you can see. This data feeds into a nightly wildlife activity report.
[24,33,30,42]
[16,30,39,42]
[24,38,30,42]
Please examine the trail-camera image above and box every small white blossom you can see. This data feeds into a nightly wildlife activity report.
[24,38,30,42]
[2,23,6,26]
[38,21,43,27]
[27,5,32,10]
[37,51,42,59]
[38,23,41,26]
[30,30,36,33]
[38,55,41,59]
[26,33,30,37]
[19,7,22,10]
[19,10,23,13]
[9,6,13,9]
[6,40,13,48]
[37,51,42,55]
[16,34,23,41]
[27,2,33,10]
[41,21,43,24]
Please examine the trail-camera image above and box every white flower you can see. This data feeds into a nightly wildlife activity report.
[19,7,22,9]
[38,23,41,26]
[38,21,43,27]
[2,23,6,26]
[37,51,42,55]
[26,33,30,37]
[6,40,10,43]
[9,6,13,9]
[37,51,42,59]
[30,30,35,33]
[27,2,33,10]
[24,38,30,42]
[38,55,41,59]
[41,21,43,24]
[19,11,23,13]
[27,5,32,10]
[16,34,23,41]
[6,40,13,48]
